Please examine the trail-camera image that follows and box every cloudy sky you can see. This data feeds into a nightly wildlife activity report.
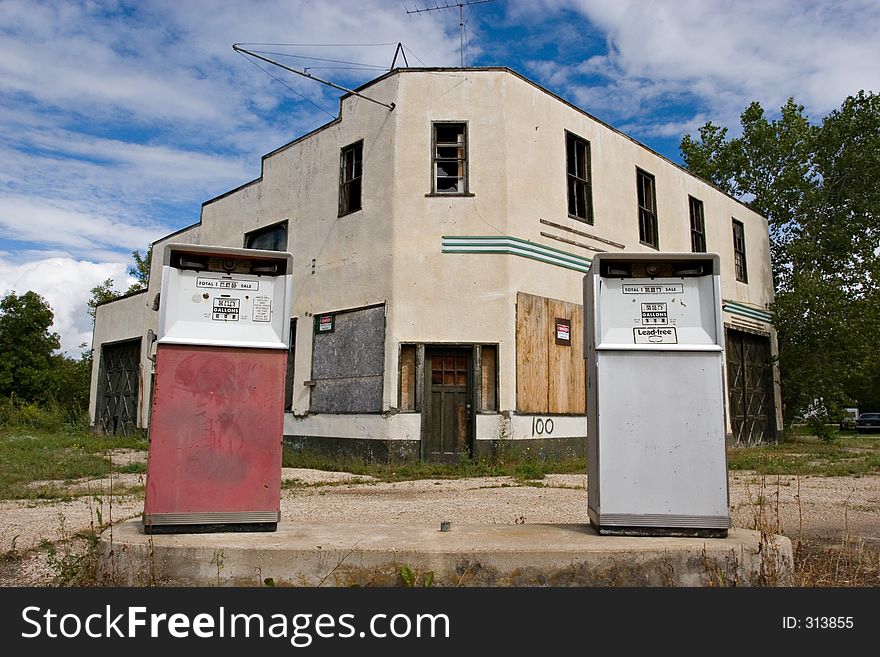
[2,0,879,354]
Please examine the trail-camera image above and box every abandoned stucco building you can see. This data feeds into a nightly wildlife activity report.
[89,67,781,460]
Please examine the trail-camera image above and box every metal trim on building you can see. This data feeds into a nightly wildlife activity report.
[590,510,731,529]
[142,511,281,526]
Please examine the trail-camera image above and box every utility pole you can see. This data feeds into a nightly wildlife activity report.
[406,1,494,67]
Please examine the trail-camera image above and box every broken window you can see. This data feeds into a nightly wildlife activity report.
[566,132,593,223]
[733,219,748,283]
[689,196,706,253]
[637,169,658,248]
[339,140,363,215]
[433,122,467,194]
[245,221,288,251]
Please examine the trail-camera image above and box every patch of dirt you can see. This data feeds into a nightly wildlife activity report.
[2,452,879,586]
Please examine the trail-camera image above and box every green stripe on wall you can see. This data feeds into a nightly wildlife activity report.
[723,300,774,324]
[442,235,592,273]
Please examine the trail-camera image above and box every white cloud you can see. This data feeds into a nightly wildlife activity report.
[0,255,133,355]
[0,0,464,359]
[525,0,880,133]
[0,196,164,257]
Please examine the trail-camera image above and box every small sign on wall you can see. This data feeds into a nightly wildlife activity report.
[314,314,335,334]
[555,317,571,346]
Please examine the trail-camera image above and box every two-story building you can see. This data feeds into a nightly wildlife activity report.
[89,67,781,461]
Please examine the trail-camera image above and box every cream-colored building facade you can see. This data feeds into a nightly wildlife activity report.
[89,67,781,460]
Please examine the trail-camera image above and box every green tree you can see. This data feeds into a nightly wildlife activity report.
[50,344,93,419]
[0,291,61,403]
[87,278,119,320]
[127,246,151,293]
[681,92,880,422]
[87,247,153,320]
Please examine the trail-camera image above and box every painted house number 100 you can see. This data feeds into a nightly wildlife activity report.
[531,417,554,436]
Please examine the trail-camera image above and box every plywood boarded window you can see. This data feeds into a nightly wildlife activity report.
[516,292,585,414]
[310,305,385,413]
[480,344,497,412]
[399,344,417,411]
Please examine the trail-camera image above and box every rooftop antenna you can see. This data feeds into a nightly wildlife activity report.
[406,0,494,67]
[390,42,409,69]
[233,44,395,111]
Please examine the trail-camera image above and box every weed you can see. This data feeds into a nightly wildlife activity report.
[513,463,545,481]
[282,446,585,483]
[42,512,101,586]
[399,564,435,587]
[1,535,20,564]
[793,540,880,586]
[115,462,147,474]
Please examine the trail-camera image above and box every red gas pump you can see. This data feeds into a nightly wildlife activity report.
[143,244,293,533]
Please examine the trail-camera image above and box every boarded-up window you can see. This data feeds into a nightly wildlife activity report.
[399,344,417,411]
[310,305,385,413]
[480,345,497,412]
[516,292,584,414]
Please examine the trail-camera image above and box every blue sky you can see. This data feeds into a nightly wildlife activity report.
[2,0,879,354]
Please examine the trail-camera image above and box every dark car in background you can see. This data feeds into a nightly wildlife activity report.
[856,413,880,433]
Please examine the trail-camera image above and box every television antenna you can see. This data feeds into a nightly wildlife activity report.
[233,44,395,111]
[406,0,494,67]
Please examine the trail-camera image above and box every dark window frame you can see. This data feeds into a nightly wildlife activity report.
[689,196,706,253]
[636,168,658,249]
[733,218,748,283]
[339,140,363,216]
[565,131,593,224]
[430,122,471,196]
[244,220,288,252]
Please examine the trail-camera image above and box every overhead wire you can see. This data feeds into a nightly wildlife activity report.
[234,42,398,47]
[244,49,388,70]
[236,51,337,119]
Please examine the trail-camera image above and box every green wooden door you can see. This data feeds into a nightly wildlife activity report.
[425,349,472,462]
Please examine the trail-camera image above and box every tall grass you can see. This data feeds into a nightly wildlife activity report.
[727,433,880,476]
[0,397,90,434]
[0,399,147,500]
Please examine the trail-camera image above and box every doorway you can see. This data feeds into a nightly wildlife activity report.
[726,329,776,444]
[423,347,473,462]
[96,338,142,435]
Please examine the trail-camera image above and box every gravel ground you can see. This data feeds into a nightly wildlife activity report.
[2,461,879,586]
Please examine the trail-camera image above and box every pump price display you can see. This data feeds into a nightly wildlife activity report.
[197,277,259,291]
[212,297,240,321]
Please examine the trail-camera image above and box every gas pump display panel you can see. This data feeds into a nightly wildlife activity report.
[157,247,292,350]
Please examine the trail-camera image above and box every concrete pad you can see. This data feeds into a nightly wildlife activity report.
[99,520,792,587]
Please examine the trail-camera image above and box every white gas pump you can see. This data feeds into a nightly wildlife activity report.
[584,252,730,537]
